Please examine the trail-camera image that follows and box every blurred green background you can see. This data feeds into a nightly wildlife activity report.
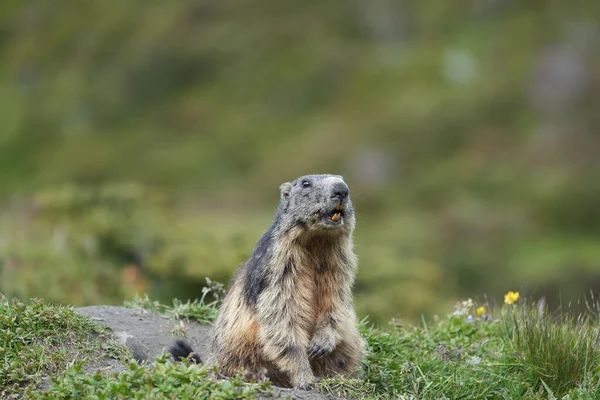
[1,1,599,324]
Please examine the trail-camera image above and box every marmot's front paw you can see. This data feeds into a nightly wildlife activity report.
[307,332,336,358]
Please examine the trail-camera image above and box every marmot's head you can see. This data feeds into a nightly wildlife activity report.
[278,174,355,235]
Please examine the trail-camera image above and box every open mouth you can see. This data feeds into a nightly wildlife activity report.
[328,203,345,224]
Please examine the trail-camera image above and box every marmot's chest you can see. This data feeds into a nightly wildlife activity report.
[292,263,340,324]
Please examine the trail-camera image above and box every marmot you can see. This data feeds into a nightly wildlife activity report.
[170,174,364,390]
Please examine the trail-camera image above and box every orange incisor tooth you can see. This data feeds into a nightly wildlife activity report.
[336,204,344,211]
[331,213,340,222]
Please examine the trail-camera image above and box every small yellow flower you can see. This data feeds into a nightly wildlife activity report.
[504,291,520,305]
[476,306,485,316]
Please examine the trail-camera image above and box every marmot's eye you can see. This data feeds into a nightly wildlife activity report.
[301,180,311,188]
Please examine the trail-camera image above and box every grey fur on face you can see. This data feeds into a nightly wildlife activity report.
[278,174,355,235]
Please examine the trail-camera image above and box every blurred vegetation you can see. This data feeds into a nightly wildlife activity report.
[1,1,600,323]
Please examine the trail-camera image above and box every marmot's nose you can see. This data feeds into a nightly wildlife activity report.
[331,182,349,201]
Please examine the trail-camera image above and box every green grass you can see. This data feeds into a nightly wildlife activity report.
[0,294,115,397]
[124,278,224,324]
[318,299,600,399]
[4,291,600,399]
[30,355,270,400]
[507,304,600,398]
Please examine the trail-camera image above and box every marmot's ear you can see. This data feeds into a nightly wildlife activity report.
[280,182,292,201]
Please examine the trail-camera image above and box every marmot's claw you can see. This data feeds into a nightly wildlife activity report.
[307,342,333,358]
[297,382,314,391]
[308,332,336,358]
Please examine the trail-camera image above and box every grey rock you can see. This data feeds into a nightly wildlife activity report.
[76,305,211,362]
